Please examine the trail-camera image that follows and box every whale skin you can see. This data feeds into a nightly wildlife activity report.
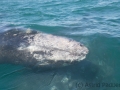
[0,28,88,68]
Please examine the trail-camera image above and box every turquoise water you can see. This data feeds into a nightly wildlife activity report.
[0,0,120,90]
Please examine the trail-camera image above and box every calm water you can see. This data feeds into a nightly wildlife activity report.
[0,0,120,90]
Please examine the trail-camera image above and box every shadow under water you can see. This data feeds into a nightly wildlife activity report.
[12,60,112,90]
[0,58,115,90]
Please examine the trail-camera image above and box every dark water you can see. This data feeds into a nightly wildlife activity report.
[0,0,120,90]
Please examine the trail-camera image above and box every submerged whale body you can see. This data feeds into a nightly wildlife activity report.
[0,28,88,68]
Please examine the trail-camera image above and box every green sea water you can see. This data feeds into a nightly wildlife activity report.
[0,0,120,90]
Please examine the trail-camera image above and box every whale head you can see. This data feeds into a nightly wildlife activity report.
[0,29,88,68]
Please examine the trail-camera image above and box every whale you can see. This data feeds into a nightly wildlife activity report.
[0,28,88,68]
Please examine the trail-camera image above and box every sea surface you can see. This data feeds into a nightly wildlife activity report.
[0,0,120,90]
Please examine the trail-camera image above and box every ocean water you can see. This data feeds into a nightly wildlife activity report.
[0,0,120,90]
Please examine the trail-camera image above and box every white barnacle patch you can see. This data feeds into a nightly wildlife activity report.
[27,45,37,54]
[17,43,27,50]
[26,28,32,34]
[33,54,43,60]
[17,30,88,65]
[13,34,17,36]
[50,50,71,61]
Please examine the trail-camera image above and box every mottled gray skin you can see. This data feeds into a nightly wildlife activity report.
[0,29,37,66]
[0,29,88,68]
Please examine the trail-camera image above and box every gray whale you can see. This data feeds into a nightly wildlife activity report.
[0,28,88,68]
